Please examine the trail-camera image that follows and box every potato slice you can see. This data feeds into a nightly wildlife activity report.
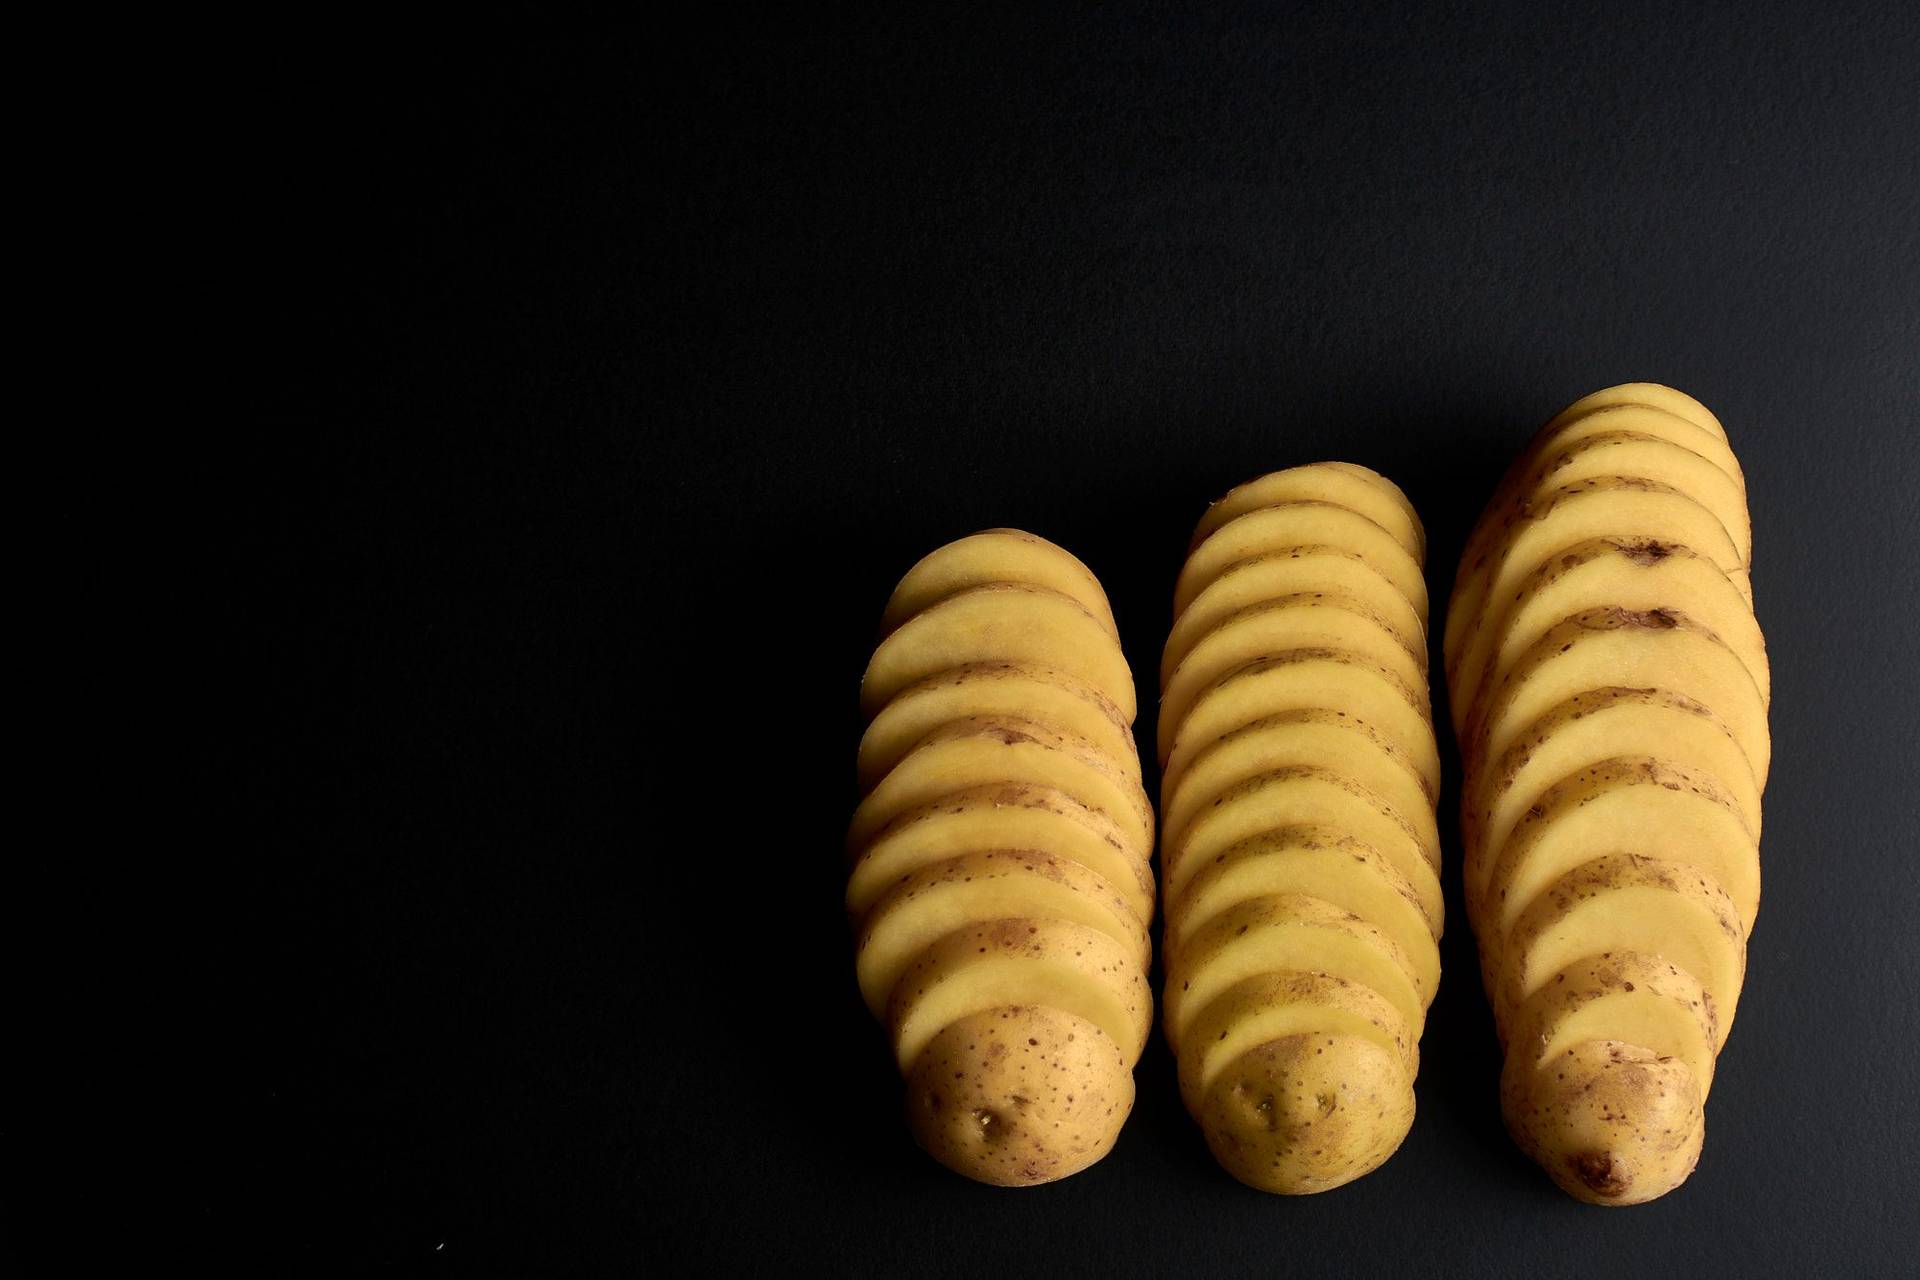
[856,662,1138,794]
[1168,826,1441,954]
[847,717,1153,859]
[1195,1022,1416,1195]
[1478,759,1760,960]
[1450,537,1768,738]
[1444,477,1749,675]
[855,849,1149,1017]
[1165,893,1428,1048]
[1161,709,1433,865]
[1158,593,1425,758]
[1465,688,1763,907]
[1174,502,1428,622]
[904,1006,1133,1187]
[1542,382,1728,441]
[1468,607,1771,788]
[1496,854,1746,1048]
[1164,766,1440,925]
[887,919,1152,1072]
[846,783,1153,926]
[879,529,1119,638]
[1188,463,1424,562]
[1162,648,1437,795]
[1502,951,1719,1098]
[1517,432,1749,564]
[1176,970,1415,1110]
[1161,546,1427,688]
[861,583,1135,721]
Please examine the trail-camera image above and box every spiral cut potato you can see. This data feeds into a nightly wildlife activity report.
[848,530,1152,1185]
[1448,384,1766,1205]
[1158,464,1440,1194]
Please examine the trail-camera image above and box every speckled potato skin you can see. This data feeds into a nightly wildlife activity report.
[1502,1038,1704,1205]
[1197,1033,1415,1195]
[904,1006,1133,1187]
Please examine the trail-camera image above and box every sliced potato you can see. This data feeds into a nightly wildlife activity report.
[856,662,1138,794]
[1161,709,1433,865]
[846,783,1153,926]
[1450,537,1768,738]
[1496,854,1746,1048]
[1469,607,1771,787]
[1162,648,1436,796]
[1158,593,1425,757]
[1502,951,1719,1097]
[861,583,1135,721]
[1465,688,1763,907]
[1541,382,1728,441]
[1445,477,1749,675]
[1165,893,1428,1048]
[904,1006,1133,1187]
[848,716,1154,859]
[855,849,1149,1017]
[888,919,1152,1072]
[1188,463,1425,561]
[1174,502,1428,622]
[1176,970,1415,1111]
[1161,546,1426,688]
[1167,826,1441,954]
[1164,766,1440,925]
[880,529,1118,638]
[1518,432,1749,564]
[1478,759,1760,961]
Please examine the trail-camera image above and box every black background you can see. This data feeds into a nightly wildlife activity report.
[248,4,1920,1274]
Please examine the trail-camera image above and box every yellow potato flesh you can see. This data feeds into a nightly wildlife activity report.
[1174,502,1427,622]
[1519,432,1750,564]
[1541,383,1728,441]
[1176,970,1414,1110]
[880,529,1118,638]
[1188,464,1424,561]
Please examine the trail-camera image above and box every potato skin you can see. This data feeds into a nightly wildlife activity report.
[903,1006,1132,1187]
[1502,1038,1704,1206]
[1197,1033,1415,1195]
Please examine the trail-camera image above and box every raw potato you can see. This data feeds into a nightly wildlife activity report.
[1173,501,1429,621]
[845,783,1154,925]
[849,531,1151,1186]
[1450,537,1770,738]
[880,529,1119,638]
[860,582,1137,720]
[856,662,1138,795]
[1157,464,1439,1194]
[1160,546,1426,687]
[1449,385,1765,1205]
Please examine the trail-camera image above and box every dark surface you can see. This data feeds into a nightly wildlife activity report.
[248,5,1920,1274]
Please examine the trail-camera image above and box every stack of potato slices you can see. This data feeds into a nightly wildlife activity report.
[846,530,1154,1186]
[1157,465,1441,1194]
[1447,384,1767,1205]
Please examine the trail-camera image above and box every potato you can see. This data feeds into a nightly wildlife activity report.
[860,583,1135,720]
[1502,1038,1704,1207]
[1444,476,1749,670]
[880,529,1119,638]
[855,661,1137,795]
[845,783,1153,926]
[854,849,1150,1017]
[1165,766,1439,914]
[887,919,1152,1073]
[903,1006,1133,1187]
[1167,827,1441,956]
[1161,648,1437,794]
[1163,893,1429,1047]
[1501,951,1719,1096]
[1449,536,1769,737]
[1541,381,1728,440]
[1496,854,1746,1048]
[1476,758,1760,960]
[1187,462,1425,561]
[1176,970,1416,1112]
[1161,708,1433,866]
[1173,501,1428,621]
[847,716,1154,860]
[1463,688,1763,906]
[1514,431,1750,563]
[1198,1028,1417,1195]
[1158,593,1424,759]
[1468,606,1772,787]
[1160,546,1426,688]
